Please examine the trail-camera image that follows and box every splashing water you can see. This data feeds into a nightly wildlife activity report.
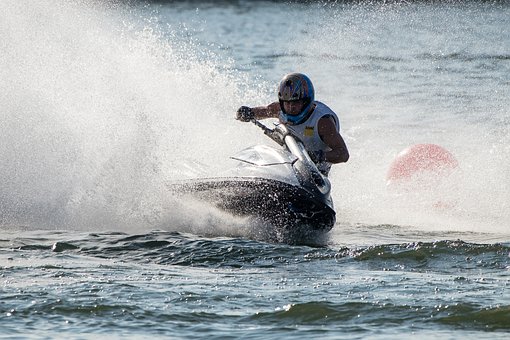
[0,1,266,233]
[1,0,509,239]
[1,4,510,338]
[296,2,510,235]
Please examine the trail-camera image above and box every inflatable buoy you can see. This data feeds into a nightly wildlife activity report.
[386,144,458,187]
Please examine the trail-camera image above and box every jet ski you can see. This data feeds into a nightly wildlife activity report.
[168,119,336,233]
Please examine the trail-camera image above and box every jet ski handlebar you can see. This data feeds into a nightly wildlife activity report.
[250,119,310,163]
[250,119,330,193]
[250,119,287,146]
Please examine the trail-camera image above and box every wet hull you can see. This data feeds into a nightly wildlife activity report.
[169,177,336,232]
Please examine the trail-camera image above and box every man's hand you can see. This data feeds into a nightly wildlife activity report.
[236,106,254,122]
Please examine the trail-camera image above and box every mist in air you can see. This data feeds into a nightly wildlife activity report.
[0,0,508,238]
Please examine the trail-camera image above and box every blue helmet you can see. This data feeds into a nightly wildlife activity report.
[278,73,315,125]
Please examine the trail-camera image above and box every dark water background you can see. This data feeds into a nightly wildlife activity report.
[1,0,509,338]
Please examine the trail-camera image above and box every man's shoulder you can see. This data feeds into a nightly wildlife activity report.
[314,101,336,114]
[313,101,339,129]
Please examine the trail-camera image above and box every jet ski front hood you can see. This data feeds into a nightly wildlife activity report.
[232,144,298,166]
[225,144,301,187]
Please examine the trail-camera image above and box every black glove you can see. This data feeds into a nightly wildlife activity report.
[236,106,254,122]
[309,150,326,164]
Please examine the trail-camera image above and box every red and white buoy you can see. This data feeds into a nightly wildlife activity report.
[386,144,459,188]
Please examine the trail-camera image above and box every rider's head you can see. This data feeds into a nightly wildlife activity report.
[278,73,315,125]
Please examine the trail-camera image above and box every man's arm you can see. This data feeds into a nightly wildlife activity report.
[251,102,280,119]
[318,116,349,163]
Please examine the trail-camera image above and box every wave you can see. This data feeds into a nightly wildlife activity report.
[417,52,510,62]
[251,301,510,331]
[4,230,509,270]
[2,229,509,336]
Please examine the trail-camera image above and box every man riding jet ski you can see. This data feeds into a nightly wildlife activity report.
[236,73,349,176]
[168,73,349,235]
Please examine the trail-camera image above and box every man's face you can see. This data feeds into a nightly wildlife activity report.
[282,99,306,116]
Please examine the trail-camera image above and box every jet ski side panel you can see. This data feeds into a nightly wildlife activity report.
[168,177,336,232]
